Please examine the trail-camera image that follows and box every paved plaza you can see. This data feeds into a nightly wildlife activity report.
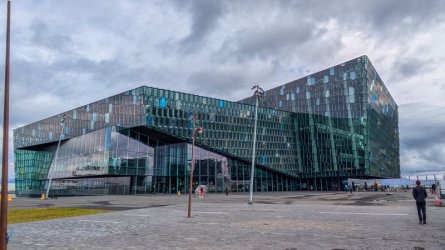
[8,191,445,249]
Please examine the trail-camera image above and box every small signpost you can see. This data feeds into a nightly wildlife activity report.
[195,185,207,198]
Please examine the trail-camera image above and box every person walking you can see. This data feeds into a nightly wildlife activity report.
[225,185,229,196]
[344,184,349,194]
[413,180,428,224]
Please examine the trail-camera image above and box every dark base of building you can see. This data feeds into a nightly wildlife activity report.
[16,176,364,197]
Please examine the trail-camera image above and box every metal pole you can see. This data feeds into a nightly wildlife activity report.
[45,115,67,199]
[0,1,11,248]
[248,86,261,205]
[187,112,197,218]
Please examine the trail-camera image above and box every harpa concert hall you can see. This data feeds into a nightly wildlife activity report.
[14,55,399,197]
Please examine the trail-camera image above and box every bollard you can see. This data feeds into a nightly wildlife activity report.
[40,193,46,200]
[434,195,442,207]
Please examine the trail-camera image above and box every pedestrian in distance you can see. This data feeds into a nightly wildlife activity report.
[225,185,229,196]
[344,184,349,194]
[431,184,436,195]
[413,180,428,224]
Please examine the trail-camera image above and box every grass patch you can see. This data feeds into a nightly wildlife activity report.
[6,208,110,224]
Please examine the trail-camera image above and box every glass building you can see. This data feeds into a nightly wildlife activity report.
[14,55,399,197]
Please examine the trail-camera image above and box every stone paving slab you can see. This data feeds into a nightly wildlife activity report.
[8,192,445,250]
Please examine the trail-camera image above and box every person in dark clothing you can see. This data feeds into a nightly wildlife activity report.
[225,185,229,196]
[431,184,436,194]
[412,180,428,224]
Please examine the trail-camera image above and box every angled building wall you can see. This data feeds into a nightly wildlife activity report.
[239,56,399,180]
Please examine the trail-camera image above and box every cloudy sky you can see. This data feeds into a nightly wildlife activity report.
[0,0,444,180]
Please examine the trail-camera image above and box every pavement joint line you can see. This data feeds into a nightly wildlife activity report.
[270,232,301,236]
[194,211,228,214]
[239,209,276,212]
[123,214,151,217]
[319,212,408,216]
[77,220,123,223]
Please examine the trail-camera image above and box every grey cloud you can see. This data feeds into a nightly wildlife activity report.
[399,111,445,176]
[397,59,426,79]
[187,68,252,100]
[401,126,445,152]
[359,0,445,31]
[175,0,226,54]
[389,56,437,83]
[399,107,445,152]
[217,24,315,63]
[30,21,72,52]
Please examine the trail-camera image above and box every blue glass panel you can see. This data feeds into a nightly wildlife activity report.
[105,127,111,150]
[350,71,356,80]
[372,95,377,103]
[146,115,154,126]
[188,117,194,129]
[219,100,224,108]
[261,155,267,164]
[330,67,335,75]
[159,97,166,108]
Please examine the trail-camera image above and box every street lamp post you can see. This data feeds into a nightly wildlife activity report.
[248,85,264,205]
[188,112,203,218]
[0,1,11,248]
[45,114,69,199]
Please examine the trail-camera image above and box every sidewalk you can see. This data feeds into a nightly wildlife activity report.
[8,191,445,249]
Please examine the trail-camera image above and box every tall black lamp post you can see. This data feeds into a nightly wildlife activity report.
[1,1,11,248]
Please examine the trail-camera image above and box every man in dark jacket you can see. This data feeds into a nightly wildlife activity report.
[412,180,428,224]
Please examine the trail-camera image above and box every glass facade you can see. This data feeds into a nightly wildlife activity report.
[239,56,399,189]
[14,55,399,196]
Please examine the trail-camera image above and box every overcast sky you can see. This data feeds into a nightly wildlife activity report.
[0,0,444,180]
